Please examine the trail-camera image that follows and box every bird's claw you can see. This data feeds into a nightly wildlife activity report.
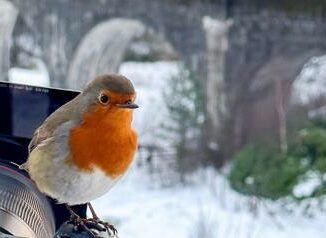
[69,215,98,238]
[102,222,118,237]
[87,218,118,237]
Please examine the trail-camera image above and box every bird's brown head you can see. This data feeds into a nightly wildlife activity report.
[82,74,138,112]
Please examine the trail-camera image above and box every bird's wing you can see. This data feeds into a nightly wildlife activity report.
[28,96,81,154]
[28,126,52,154]
[22,128,56,171]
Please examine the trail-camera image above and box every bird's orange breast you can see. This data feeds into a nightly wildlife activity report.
[67,105,137,178]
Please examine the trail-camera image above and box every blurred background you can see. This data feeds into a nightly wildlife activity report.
[1,0,326,237]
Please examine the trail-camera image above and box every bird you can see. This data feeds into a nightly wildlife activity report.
[20,74,138,236]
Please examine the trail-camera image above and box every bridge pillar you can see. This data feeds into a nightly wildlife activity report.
[203,17,232,165]
[0,0,18,80]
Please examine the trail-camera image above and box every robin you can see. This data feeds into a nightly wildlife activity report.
[20,74,138,236]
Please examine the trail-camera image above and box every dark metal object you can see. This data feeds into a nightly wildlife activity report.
[0,81,79,139]
[0,161,55,238]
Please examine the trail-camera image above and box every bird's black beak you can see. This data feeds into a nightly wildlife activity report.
[116,102,139,109]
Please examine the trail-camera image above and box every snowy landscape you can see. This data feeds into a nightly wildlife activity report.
[7,59,326,238]
[93,166,326,238]
[2,2,326,238]
[91,60,326,238]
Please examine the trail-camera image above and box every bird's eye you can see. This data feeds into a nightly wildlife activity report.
[98,93,109,105]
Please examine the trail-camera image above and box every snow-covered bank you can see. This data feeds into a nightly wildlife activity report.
[292,55,326,105]
[119,61,179,148]
[93,167,325,238]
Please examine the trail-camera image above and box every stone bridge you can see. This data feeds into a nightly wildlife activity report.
[1,0,326,160]
[2,0,222,87]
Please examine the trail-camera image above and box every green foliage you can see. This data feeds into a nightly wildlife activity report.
[229,120,326,200]
[229,144,304,199]
[297,124,326,199]
[301,128,326,168]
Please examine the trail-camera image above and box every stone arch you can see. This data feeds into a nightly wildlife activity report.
[249,50,322,95]
[0,0,18,80]
[67,18,178,89]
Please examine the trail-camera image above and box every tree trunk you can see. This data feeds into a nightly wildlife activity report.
[274,80,288,154]
[202,16,233,165]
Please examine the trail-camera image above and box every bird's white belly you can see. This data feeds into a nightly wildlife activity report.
[28,145,119,205]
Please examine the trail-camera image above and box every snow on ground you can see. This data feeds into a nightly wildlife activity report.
[92,166,325,238]
[292,55,326,105]
[293,171,322,198]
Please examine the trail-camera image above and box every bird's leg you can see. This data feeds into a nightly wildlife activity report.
[88,202,100,220]
[65,204,81,220]
[65,204,98,238]
[87,202,118,236]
